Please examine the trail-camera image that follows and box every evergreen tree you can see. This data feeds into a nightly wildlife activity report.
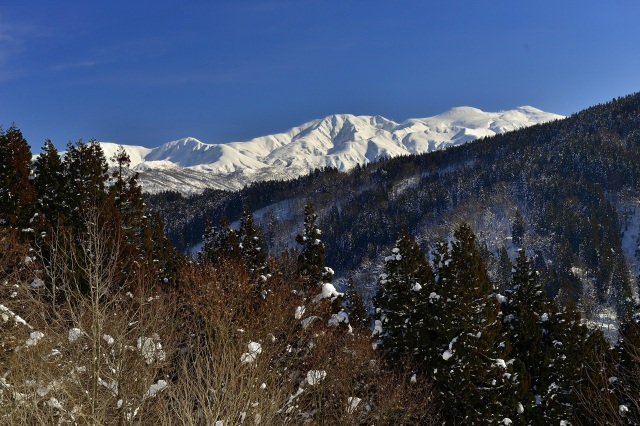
[511,210,525,247]
[62,139,109,229]
[107,146,156,286]
[218,216,241,263]
[408,237,452,373]
[374,228,433,362]
[613,294,640,423]
[503,249,547,422]
[109,148,147,243]
[237,207,267,279]
[433,223,525,424]
[110,145,130,199]
[199,216,242,266]
[147,210,183,289]
[496,245,512,292]
[33,139,65,225]
[540,306,580,422]
[199,216,216,264]
[296,202,332,286]
[345,273,368,329]
[0,124,34,228]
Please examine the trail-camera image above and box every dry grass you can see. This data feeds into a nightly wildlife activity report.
[1,216,440,425]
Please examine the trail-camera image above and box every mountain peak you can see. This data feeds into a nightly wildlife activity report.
[101,105,564,194]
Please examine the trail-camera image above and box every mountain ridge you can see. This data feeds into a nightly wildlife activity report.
[101,106,563,194]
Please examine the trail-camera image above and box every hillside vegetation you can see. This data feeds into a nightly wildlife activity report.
[3,93,640,423]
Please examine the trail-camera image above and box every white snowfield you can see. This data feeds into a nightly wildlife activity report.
[100,106,563,194]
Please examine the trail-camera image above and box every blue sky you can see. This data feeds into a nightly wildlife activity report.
[1,0,639,151]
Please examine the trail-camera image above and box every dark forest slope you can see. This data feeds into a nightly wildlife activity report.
[148,93,640,312]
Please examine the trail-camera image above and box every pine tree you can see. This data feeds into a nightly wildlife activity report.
[374,228,433,363]
[540,306,580,422]
[218,216,241,263]
[237,207,267,280]
[616,308,640,424]
[503,249,547,421]
[199,217,216,265]
[107,145,155,286]
[62,139,109,229]
[199,216,242,266]
[110,145,130,199]
[345,273,368,329]
[147,210,183,289]
[511,210,525,247]
[296,202,332,287]
[0,124,34,228]
[109,148,147,242]
[33,139,65,225]
[496,245,512,292]
[433,223,524,424]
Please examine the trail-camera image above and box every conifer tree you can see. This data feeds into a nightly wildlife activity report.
[496,245,512,292]
[199,217,216,265]
[345,273,368,329]
[511,210,525,247]
[237,207,267,279]
[110,145,130,198]
[406,237,452,373]
[374,229,433,363]
[107,146,156,285]
[62,139,109,229]
[616,307,640,424]
[296,202,332,286]
[536,305,597,424]
[109,148,147,242]
[503,249,547,421]
[147,210,183,288]
[218,216,241,263]
[433,223,524,424]
[199,216,242,266]
[0,124,34,228]
[505,250,547,373]
[33,139,65,225]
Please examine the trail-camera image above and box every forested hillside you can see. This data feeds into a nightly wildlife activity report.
[149,92,640,317]
[0,129,438,424]
[4,93,640,424]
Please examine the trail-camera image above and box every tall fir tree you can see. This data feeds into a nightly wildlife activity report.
[296,202,332,287]
[108,146,155,285]
[237,207,267,280]
[409,238,452,373]
[0,124,34,229]
[33,139,65,225]
[345,273,368,330]
[502,249,547,422]
[616,306,640,424]
[511,210,525,248]
[433,223,525,424]
[374,228,434,363]
[146,210,183,289]
[536,304,609,424]
[199,216,242,266]
[496,245,513,292]
[109,147,147,242]
[62,139,109,230]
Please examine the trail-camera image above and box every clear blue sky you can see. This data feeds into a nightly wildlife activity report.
[1,0,639,151]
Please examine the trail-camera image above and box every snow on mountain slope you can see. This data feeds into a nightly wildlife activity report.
[98,142,152,168]
[143,137,269,173]
[101,106,563,194]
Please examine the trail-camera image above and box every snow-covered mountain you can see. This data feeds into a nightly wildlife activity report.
[103,106,563,194]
